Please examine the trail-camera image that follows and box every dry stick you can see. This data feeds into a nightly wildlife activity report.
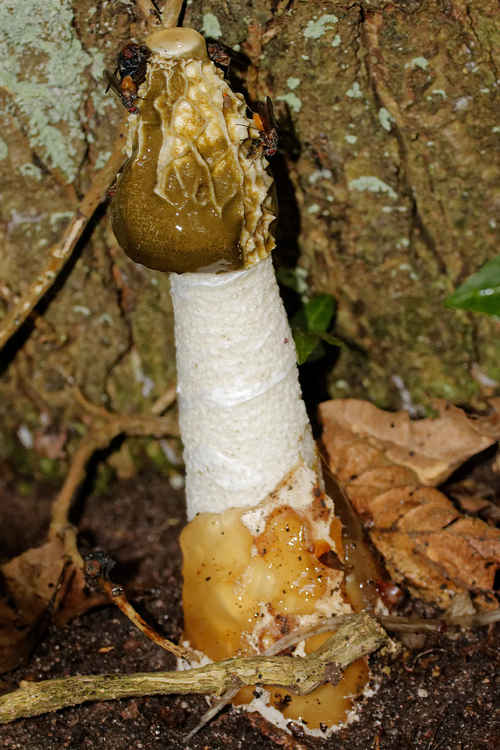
[161,0,184,28]
[99,578,190,660]
[189,607,500,738]
[44,388,178,627]
[187,614,361,739]
[151,382,177,415]
[0,121,128,353]
[380,609,500,632]
[0,612,388,725]
[0,389,178,657]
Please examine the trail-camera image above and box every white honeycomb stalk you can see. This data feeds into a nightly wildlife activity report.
[170,255,317,519]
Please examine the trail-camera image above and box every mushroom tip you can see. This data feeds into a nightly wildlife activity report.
[145,27,208,60]
[111,27,275,275]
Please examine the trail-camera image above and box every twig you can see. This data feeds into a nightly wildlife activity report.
[84,552,190,661]
[0,612,388,725]
[151,382,177,415]
[101,580,190,660]
[188,613,359,738]
[161,0,184,28]
[379,610,500,632]
[0,122,128,353]
[50,389,178,536]
[188,606,500,737]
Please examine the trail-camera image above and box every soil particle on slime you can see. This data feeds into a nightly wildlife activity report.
[0,472,498,749]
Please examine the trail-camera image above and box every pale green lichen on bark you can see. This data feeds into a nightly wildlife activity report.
[0,0,183,480]
[303,14,339,40]
[201,12,222,38]
[0,0,108,181]
[0,136,8,160]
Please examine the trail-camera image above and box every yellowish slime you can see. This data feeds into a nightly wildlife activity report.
[181,488,374,729]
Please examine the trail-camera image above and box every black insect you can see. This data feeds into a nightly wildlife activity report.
[84,549,116,583]
[207,40,232,74]
[251,97,279,159]
[206,38,251,78]
[106,42,151,114]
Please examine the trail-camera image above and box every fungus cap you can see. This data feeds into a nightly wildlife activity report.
[145,28,208,60]
[111,29,275,274]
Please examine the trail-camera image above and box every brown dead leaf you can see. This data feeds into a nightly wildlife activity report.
[0,393,179,674]
[451,492,500,524]
[319,398,500,610]
[452,494,492,514]
[447,475,500,525]
[0,528,105,673]
[370,530,465,605]
[321,399,498,485]
[0,600,37,674]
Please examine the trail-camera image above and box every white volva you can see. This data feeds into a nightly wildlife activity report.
[170,255,316,519]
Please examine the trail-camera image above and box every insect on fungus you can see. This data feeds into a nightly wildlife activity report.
[206,40,232,74]
[251,97,279,159]
[106,42,152,114]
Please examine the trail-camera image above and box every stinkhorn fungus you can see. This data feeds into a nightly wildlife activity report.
[111,25,378,732]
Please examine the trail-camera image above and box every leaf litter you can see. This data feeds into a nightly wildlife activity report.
[319,398,500,610]
[0,388,178,674]
[0,392,498,737]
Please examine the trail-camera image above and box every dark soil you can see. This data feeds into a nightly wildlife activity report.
[0,471,498,750]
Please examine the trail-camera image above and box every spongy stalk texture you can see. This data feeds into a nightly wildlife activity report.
[170,256,315,518]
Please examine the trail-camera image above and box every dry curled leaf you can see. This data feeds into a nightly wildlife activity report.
[0,390,177,674]
[319,399,500,610]
[0,530,105,673]
[450,490,500,525]
[321,398,498,486]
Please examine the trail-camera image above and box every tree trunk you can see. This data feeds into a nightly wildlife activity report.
[1,0,498,474]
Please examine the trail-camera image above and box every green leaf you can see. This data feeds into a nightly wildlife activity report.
[317,331,345,350]
[307,340,326,363]
[276,267,301,292]
[290,307,307,330]
[304,294,336,333]
[292,329,321,365]
[445,255,500,316]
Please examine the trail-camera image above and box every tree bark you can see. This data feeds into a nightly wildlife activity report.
[1,0,498,474]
